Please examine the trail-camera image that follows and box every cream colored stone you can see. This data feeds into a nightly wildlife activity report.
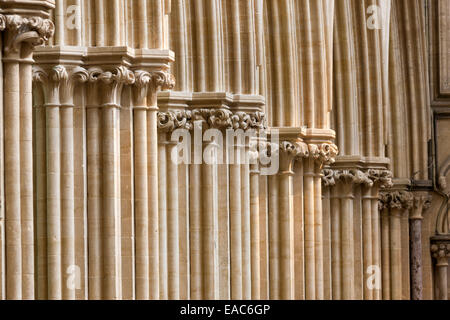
[0,0,448,301]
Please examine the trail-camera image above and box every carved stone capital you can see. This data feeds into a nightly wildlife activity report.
[277,141,309,173]
[152,70,176,91]
[33,65,88,105]
[87,66,135,106]
[367,169,394,189]
[157,110,193,132]
[0,14,54,57]
[431,242,450,265]
[408,192,433,220]
[308,143,339,166]
[321,169,372,187]
[379,191,413,211]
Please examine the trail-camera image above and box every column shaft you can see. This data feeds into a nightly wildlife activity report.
[46,105,62,299]
[304,159,315,300]
[87,107,102,299]
[4,61,22,299]
[409,219,422,300]
[61,107,76,300]
[134,109,149,299]
[390,209,402,300]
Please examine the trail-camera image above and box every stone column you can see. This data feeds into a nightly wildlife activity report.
[431,242,450,300]
[249,138,261,300]
[277,141,305,300]
[303,157,316,300]
[380,190,413,300]
[32,64,88,300]
[322,168,390,300]
[157,109,191,300]
[409,193,432,300]
[0,8,54,299]
[132,71,151,300]
[86,66,136,300]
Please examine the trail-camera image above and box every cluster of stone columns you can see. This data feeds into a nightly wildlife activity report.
[0,0,445,301]
[31,46,175,300]
[321,168,392,300]
[156,107,270,300]
[378,189,434,300]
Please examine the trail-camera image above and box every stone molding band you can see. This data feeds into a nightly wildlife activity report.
[157,109,267,132]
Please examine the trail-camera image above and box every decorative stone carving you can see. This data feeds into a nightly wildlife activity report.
[0,14,54,55]
[308,143,339,165]
[322,168,393,188]
[321,169,372,187]
[32,65,88,104]
[431,243,450,261]
[157,110,193,132]
[133,70,175,107]
[152,70,176,91]
[157,108,267,132]
[87,66,135,106]
[367,169,394,189]
[379,191,414,211]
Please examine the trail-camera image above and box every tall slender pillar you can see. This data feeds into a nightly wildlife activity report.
[0,9,54,300]
[431,242,449,300]
[409,193,432,300]
[278,141,305,300]
[303,157,316,300]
